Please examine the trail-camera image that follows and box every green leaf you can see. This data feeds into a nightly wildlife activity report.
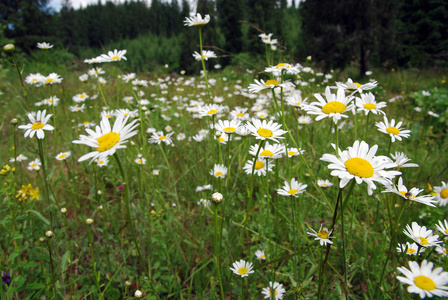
[26,282,45,289]
[8,251,21,262]
[26,210,50,225]
[23,261,38,269]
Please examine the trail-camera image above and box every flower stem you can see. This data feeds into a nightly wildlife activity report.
[10,51,29,110]
[37,138,53,228]
[88,225,101,296]
[198,27,211,103]
[214,205,225,299]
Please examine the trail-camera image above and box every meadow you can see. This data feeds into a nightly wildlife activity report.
[1,16,448,300]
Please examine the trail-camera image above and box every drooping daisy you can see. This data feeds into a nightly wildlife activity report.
[210,164,228,178]
[382,177,436,207]
[249,141,284,159]
[261,282,286,300]
[246,118,287,143]
[18,110,54,139]
[184,13,210,27]
[277,178,307,197]
[335,78,378,94]
[148,131,174,146]
[317,179,333,188]
[73,115,139,163]
[355,92,387,115]
[320,140,401,195]
[286,91,308,109]
[192,133,206,142]
[376,116,411,142]
[433,181,448,206]
[390,152,419,168]
[243,158,274,176]
[255,250,266,260]
[98,49,127,62]
[298,115,312,125]
[397,260,448,299]
[397,242,425,256]
[229,259,254,278]
[44,73,63,85]
[27,159,41,171]
[435,219,448,236]
[403,222,442,248]
[307,224,335,246]
[192,50,217,61]
[286,147,305,157]
[214,119,242,135]
[236,125,251,137]
[55,152,71,161]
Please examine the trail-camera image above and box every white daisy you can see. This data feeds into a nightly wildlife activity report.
[433,181,448,206]
[148,131,174,145]
[355,92,387,115]
[320,140,401,194]
[248,79,293,94]
[197,104,224,118]
[255,250,266,260]
[214,119,242,135]
[243,158,274,176]
[298,115,312,125]
[277,178,307,197]
[88,67,105,77]
[97,157,109,167]
[10,154,28,162]
[37,42,53,49]
[98,49,127,62]
[305,86,354,124]
[192,133,206,142]
[286,147,305,157]
[210,164,228,178]
[246,118,287,143]
[72,115,139,163]
[335,78,378,94]
[317,179,333,188]
[249,141,284,159]
[307,224,335,246]
[376,116,411,142]
[134,154,146,165]
[229,259,254,278]
[18,110,54,139]
[265,62,301,76]
[397,260,448,299]
[44,96,60,106]
[192,50,217,61]
[286,91,308,109]
[27,158,41,171]
[229,107,249,120]
[435,246,447,256]
[391,152,419,168]
[25,73,45,86]
[382,177,436,207]
[403,222,442,248]
[55,151,71,161]
[435,219,448,236]
[72,93,89,103]
[397,242,425,256]
[43,73,63,85]
[261,282,286,300]
[184,13,210,27]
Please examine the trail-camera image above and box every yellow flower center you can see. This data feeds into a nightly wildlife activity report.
[288,151,297,156]
[288,189,298,195]
[406,248,416,254]
[46,78,54,83]
[254,161,265,170]
[158,136,167,141]
[215,172,223,177]
[317,230,329,239]
[236,113,244,117]
[414,275,436,291]
[80,94,85,98]
[106,114,111,118]
[445,229,448,235]
[265,79,280,86]
[296,102,301,106]
[260,150,274,157]
[399,191,415,199]
[322,102,346,114]
[137,159,143,163]
[31,163,37,167]
[96,132,120,152]
[98,160,105,165]
[259,114,265,118]
[418,237,429,245]
[261,254,266,259]
[48,99,53,103]
[238,268,248,275]
[364,103,376,110]
[353,82,361,88]
[59,154,67,159]
[32,78,37,81]
[223,127,236,133]
[257,128,273,138]
[386,127,400,135]
[208,109,218,115]
[269,289,278,296]
[219,137,225,142]
[31,122,45,130]
[112,56,119,60]
[301,120,307,123]
[83,121,90,125]
[276,63,287,68]
[440,189,448,199]
[345,158,374,178]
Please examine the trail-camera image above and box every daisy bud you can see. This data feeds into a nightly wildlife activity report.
[97,190,102,195]
[215,131,222,137]
[134,290,143,298]
[11,118,18,125]
[85,218,94,225]
[60,207,67,214]
[39,237,45,242]
[152,169,159,176]
[211,192,224,204]
[3,44,15,52]
[45,230,53,238]
[98,205,103,210]
[125,281,131,286]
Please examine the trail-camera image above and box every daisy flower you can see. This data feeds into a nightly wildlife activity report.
[435,219,448,236]
[298,115,312,125]
[37,42,53,49]
[44,73,63,85]
[216,132,229,144]
[403,222,442,248]
[355,92,387,115]
[184,13,210,27]
[88,67,105,77]
[246,118,287,143]
[236,125,251,136]
[192,133,206,142]
[277,178,307,197]
[436,246,447,256]
[192,50,217,61]
[115,109,138,118]
[72,93,89,103]
[101,110,115,119]
[307,224,335,246]
[397,242,425,256]
[229,259,254,277]
[376,116,411,142]
[55,152,71,161]
[382,177,436,207]
[248,79,292,94]
[261,282,286,300]
[229,107,249,120]
[134,154,146,165]
[320,140,401,195]
[97,157,109,167]
[197,104,224,118]
[72,115,139,163]
[243,158,274,176]
[27,159,41,171]
[390,152,419,168]
[433,181,448,206]
[286,147,305,157]
[176,133,186,141]
[210,164,227,178]
[10,154,28,162]
[18,110,54,139]
[336,78,378,94]
[69,104,85,112]
[122,73,136,83]
[397,260,448,299]
[148,131,174,145]
[25,73,45,86]
[44,96,60,106]
[249,141,284,159]
[286,91,308,108]
[99,49,127,62]
[317,179,333,188]
[255,109,269,119]
[214,119,242,135]
[265,63,301,76]
[255,250,266,260]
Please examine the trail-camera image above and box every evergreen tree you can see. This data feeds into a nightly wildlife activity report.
[217,0,243,66]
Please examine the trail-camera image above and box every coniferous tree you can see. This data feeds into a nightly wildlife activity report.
[217,0,243,66]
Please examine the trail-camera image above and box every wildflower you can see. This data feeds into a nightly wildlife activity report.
[122,73,136,82]
[305,87,354,124]
[43,73,63,85]
[277,178,307,197]
[214,119,242,135]
[88,67,105,77]
[192,133,206,142]
[229,107,249,120]
[85,218,94,225]
[355,93,387,115]
[79,74,89,82]
[403,222,442,248]
[25,73,45,86]
[148,131,174,145]
[249,141,284,159]
[135,290,143,298]
[265,63,301,76]
[255,250,266,260]
[2,272,11,285]
[433,181,448,206]
[10,154,28,162]
[72,93,89,103]
[73,115,139,164]
[317,179,333,188]
[192,50,217,61]
[243,158,274,176]
[210,164,227,178]
[320,140,401,195]
[43,96,60,106]
[390,152,419,168]
[376,116,411,142]
[184,13,210,27]
[134,154,146,165]
[27,159,41,171]
[435,246,447,256]
[307,224,335,246]
[197,104,224,118]
[246,118,287,143]
[261,282,286,300]
[152,169,159,176]
[37,42,53,49]
[248,79,293,94]
[69,104,86,112]
[435,220,448,236]
[286,147,305,157]
[98,49,127,62]
[286,91,308,109]
[397,242,425,256]
[397,260,448,299]
[55,151,71,161]
[229,260,254,277]
[18,110,54,139]
[382,177,436,207]
[336,78,378,94]
[211,192,224,204]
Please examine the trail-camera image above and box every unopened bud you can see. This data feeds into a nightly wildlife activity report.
[86,218,94,225]
[60,207,67,214]
[45,230,53,238]
[211,192,223,204]
[3,44,15,52]
[11,118,18,125]
[135,290,143,298]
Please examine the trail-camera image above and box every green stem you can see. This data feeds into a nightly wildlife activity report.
[10,51,29,110]
[47,240,56,298]
[214,205,225,299]
[198,28,211,103]
[37,138,53,228]
[88,225,101,296]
